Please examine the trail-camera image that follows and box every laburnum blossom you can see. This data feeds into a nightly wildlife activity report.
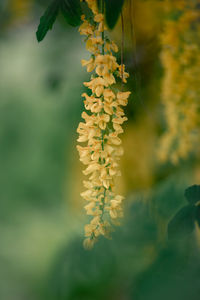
[158,0,200,164]
[77,0,131,249]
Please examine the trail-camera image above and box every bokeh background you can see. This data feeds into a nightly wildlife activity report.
[0,0,200,299]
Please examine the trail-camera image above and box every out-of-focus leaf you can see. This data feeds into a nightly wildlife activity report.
[97,0,101,10]
[196,204,200,227]
[184,185,200,205]
[133,246,200,300]
[105,0,125,29]
[60,0,82,27]
[48,239,116,300]
[168,205,196,240]
[36,0,60,42]
[169,10,183,21]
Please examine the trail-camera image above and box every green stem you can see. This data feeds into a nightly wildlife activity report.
[99,0,106,223]
[101,0,105,55]
[100,188,106,222]
[90,0,107,239]
[120,11,124,85]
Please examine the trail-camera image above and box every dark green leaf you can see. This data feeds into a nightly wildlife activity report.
[60,0,82,27]
[36,0,60,42]
[105,0,125,29]
[196,204,200,227]
[97,0,101,11]
[184,185,200,205]
[168,205,196,240]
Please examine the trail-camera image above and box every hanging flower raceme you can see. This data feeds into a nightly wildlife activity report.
[77,0,131,249]
[158,0,200,165]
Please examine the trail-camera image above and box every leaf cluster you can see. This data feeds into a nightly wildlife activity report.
[36,0,82,42]
[36,0,125,42]
[168,185,200,240]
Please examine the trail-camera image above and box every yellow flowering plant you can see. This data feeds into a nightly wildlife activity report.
[158,0,200,165]
[36,0,129,249]
[77,0,131,249]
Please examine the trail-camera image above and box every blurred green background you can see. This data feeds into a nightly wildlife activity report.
[0,0,200,299]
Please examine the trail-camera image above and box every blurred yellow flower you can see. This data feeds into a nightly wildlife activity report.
[158,0,200,164]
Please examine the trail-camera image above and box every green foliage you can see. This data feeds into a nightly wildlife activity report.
[168,205,196,240]
[36,0,125,42]
[168,185,200,240]
[185,185,200,205]
[105,0,125,29]
[150,174,187,219]
[97,0,125,29]
[133,244,200,300]
[47,200,158,300]
[49,239,116,300]
[2,2,200,299]
[196,205,200,227]
[36,0,82,42]
[60,0,82,27]
[0,27,86,299]
[36,0,60,42]
[47,181,200,300]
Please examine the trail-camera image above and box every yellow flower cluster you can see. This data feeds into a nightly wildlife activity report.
[77,0,131,249]
[158,0,200,164]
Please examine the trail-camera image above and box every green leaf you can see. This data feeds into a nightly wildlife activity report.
[36,0,60,42]
[105,0,125,29]
[60,0,82,27]
[196,204,200,227]
[97,0,101,11]
[184,185,200,205]
[168,205,196,240]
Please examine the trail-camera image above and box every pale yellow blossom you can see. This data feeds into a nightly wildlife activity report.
[77,0,131,249]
